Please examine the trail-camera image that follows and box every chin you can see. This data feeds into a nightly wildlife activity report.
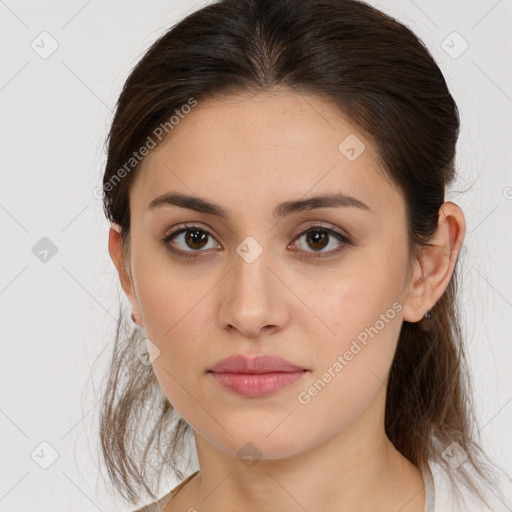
[206,427,314,462]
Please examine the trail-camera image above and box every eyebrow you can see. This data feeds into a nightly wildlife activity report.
[147,191,372,218]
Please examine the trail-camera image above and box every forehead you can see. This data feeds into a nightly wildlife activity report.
[131,90,404,220]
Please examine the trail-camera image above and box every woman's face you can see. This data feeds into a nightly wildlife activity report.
[122,89,417,460]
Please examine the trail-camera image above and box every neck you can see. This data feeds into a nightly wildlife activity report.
[181,386,425,511]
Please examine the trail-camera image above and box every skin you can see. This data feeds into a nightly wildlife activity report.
[108,88,466,512]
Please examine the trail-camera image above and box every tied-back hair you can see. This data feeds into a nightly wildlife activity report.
[96,0,504,507]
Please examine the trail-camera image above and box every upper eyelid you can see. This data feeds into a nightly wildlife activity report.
[164,222,350,246]
[291,223,349,240]
[165,221,346,236]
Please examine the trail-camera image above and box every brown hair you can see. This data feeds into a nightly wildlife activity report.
[96,0,504,507]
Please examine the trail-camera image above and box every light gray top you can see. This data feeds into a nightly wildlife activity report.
[134,464,436,512]
[132,470,199,512]
[422,461,436,512]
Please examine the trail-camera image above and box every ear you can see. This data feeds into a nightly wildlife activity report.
[108,223,143,327]
[402,201,466,323]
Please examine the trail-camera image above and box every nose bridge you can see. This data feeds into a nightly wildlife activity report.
[231,237,274,306]
[219,236,286,335]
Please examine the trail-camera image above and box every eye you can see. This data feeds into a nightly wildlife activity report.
[162,223,221,257]
[161,222,352,259]
[289,224,352,259]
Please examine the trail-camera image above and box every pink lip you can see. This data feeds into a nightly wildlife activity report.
[208,354,309,397]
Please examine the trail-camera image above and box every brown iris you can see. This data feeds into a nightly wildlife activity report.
[184,229,209,250]
[306,230,329,251]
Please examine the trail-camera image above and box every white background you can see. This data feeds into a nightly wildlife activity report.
[1,0,511,510]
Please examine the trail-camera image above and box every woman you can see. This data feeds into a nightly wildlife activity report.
[98,0,510,510]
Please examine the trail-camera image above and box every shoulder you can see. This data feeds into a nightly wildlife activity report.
[132,470,199,512]
[427,459,512,512]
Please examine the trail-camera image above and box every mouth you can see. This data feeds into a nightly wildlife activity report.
[207,354,310,398]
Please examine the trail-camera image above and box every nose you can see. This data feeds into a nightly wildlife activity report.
[217,246,290,339]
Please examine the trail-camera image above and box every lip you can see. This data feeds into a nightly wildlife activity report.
[208,354,310,398]
[208,354,308,373]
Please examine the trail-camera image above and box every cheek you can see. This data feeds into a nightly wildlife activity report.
[132,247,212,340]
[131,263,210,411]
[295,267,404,405]
[295,306,402,440]
[301,265,403,348]
[146,310,208,424]
[292,234,406,328]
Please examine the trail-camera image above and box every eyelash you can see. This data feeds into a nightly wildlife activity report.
[161,223,352,260]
